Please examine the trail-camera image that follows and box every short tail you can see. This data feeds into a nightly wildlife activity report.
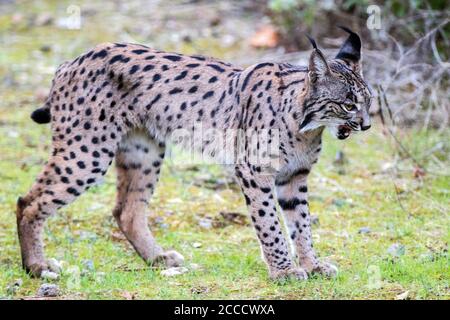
[30,106,51,124]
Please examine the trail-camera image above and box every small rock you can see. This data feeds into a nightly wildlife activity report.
[209,15,221,27]
[161,267,189,277]
[332,199,346,208]
[189,263,203,271]
[47,258,63,273]
[191,285,209,294]
[94,272,106,283]
[192,242,202,248]
[65,265,80,277]
[37,283,59,297]
[12,278,23,287]
[311,215,319,225]
[6,279,23,295]
[221,34,236,47]
[334,150,346,165]
[182,34,192,43]
[82,259,95,271]
[387,243,406,257]
[41,270,59,280]
[419,253,436,262]
[78,231,98,242]
[381,162,394,171]
[395,291,409,300]
[81,259,95,276]
[198,218,212,229]
[87,203,104,211]
[154,216,164,224]
[11,13,24,25]
[7,130,19,138]
[40,44,52,53]
[35,13,53,26]
[154,216,169,229]
[358,227,371,234]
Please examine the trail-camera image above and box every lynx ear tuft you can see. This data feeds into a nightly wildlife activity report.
[306,36,330,83]
[336,26,362,72]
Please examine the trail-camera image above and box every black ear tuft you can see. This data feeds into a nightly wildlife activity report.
[305,35,318,50]
[338,26,356,36]
[336,26,361,62]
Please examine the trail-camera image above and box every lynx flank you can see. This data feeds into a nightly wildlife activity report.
[18,27,371,280]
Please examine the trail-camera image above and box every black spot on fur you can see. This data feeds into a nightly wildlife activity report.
[132,49,148,55]
[163,55,182,62]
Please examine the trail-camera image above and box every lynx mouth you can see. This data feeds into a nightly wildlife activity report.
[337,125,352,140]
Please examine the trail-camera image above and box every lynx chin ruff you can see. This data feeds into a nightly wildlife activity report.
[18,27,371,280]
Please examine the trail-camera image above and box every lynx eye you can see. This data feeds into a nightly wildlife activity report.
[342,104,358,113]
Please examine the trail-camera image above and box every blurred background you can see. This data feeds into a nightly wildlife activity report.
[1,0,448,127]
[0,0,448,299]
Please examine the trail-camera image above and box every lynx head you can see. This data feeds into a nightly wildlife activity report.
[299,27,372,140]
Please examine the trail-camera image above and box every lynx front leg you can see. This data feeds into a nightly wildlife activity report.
[276,172,338,277]
[235,165,307,281]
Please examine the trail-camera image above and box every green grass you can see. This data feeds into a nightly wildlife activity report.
[0,0,449,300]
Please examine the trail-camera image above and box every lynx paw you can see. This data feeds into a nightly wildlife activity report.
[25,262,49,278]
[310,261,338,278]
[153,250,185,268]
[270,267,308,281]
[25,258,62,278]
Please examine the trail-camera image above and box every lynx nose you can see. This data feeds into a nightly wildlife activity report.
[359,108,371,131]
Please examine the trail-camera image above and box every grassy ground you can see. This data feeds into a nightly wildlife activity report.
[0,0,448,300]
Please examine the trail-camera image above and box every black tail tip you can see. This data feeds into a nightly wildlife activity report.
[30,108,51,124]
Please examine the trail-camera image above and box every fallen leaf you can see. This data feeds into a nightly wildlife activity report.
[111,231,127,242]
[120,291,135,300]
[250,25,279,48]
[413,166,426,179]
[11,13,24,25]
[215,211,248,227]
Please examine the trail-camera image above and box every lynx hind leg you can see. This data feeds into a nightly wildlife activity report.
[113,131,184,268]
[16,144,115,277]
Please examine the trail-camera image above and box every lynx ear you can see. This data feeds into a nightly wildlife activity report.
[335,26,362,73]
[306,35,330,83]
